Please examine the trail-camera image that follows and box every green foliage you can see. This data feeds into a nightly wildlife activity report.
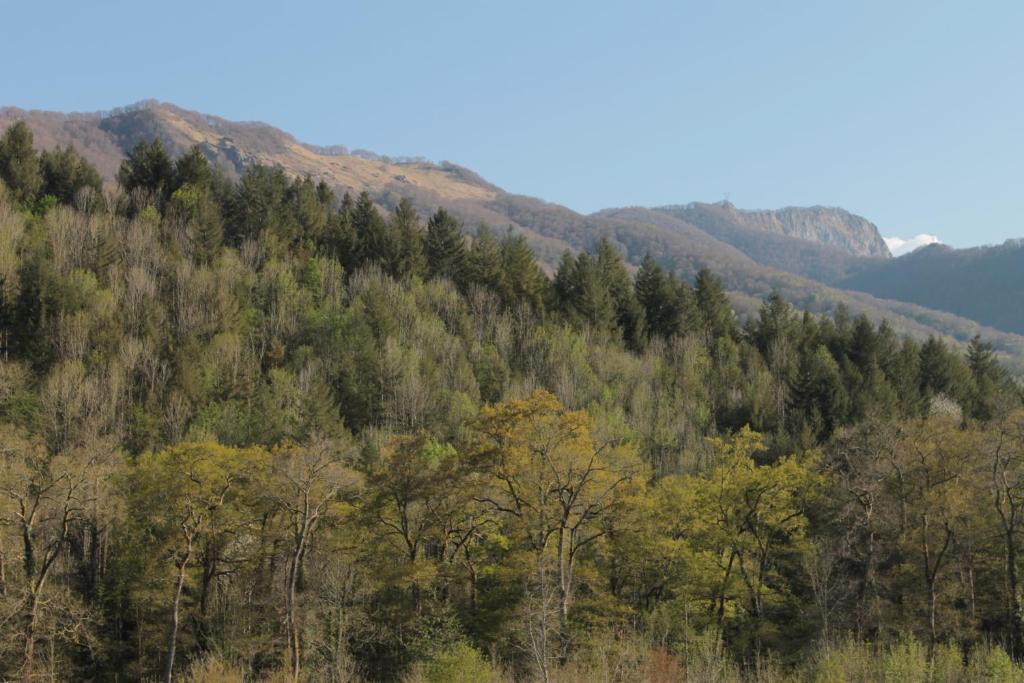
[0,120,42,204]
[0,126,1020,681]
[39,144,104,209]
[117,136,174,200]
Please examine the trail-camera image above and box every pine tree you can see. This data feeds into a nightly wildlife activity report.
[595,237,645,348]
[635,254,683,340]
[468,225,503,291]
[390,198,425,279]
[117,138,174,199]
[290,176,328,246]
[39,144,103,209]
[572,252,618,333]
[695,267,738,349]
[424,207,468,287]
[967,334,1004,420]
[499,231,548,313]
[173,145,212,190]
[0,121,42,205]
[553,250,579,315]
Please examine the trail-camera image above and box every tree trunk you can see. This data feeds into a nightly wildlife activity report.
[287,518,310,683]
[164,539,193,683]
[1007,526,1022,654]
[22,590,39,679]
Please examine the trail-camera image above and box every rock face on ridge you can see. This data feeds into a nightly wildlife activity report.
[659,201,892,258]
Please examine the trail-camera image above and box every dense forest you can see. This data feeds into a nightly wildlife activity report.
[0,120,1023,681]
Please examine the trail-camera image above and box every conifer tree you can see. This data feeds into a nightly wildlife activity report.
[424,207,468,287]
[468,225,503,291]
[390,197,425,278]
[39,144,103,208]
[173,145,212,190]
[499,231,548,313]
[0,121,42,204]
[595,237,645,348]
[695,267,738,348]
[118,138,174,198]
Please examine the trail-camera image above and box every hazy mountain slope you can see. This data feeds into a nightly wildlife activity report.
[5,100,1023,368]
[661,201,891,258]
[840,241,1024,335]
[598,205,875,284]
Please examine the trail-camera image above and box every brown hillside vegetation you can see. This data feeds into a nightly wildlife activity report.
[4,100,1024,370]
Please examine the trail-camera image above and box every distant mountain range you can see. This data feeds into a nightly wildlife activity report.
[2,100,1022,368]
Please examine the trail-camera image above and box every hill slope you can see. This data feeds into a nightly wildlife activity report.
[4,100,1023,368]
[840,241,1024,335]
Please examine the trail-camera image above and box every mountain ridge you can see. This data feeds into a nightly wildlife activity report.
[3,100,1022,369]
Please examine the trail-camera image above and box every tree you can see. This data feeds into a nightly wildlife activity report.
[662,427,821,651]
[500,231,548,313]
[889,418,981,648]
[967,334,1004,421]
[468,226,504,292]
[39,144,103,209]
[173,145,212,189]
[595,237,645,348]
[988,410,1024,654]
[467,390,645,657]
[0,121,42,205]
[424,208,468,287]
[390,197,425,278]
[694,268,738,350]
[117,138,174,200]
[265,439,361,682]
[126,442,266,683]
[635,254,682,340]
[0,425,97,675]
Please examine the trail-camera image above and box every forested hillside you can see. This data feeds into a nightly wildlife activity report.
[2,121,1024,681]
[7,101,1024,368]
[840,241,1024,335]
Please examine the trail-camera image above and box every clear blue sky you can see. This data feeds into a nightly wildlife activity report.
[2,1,1021,247]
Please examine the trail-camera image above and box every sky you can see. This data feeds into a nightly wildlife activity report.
[1,1,1021,248]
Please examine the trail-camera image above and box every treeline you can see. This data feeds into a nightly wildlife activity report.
[0,121,1023,681]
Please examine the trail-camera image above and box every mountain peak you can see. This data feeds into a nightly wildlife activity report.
[660,201,891,258]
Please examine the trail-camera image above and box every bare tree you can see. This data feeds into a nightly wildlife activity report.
[266,438,361,683]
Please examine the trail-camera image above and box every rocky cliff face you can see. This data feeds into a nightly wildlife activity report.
[664,201,892,258]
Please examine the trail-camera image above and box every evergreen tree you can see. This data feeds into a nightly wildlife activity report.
[468,225,503,291]
[967,334,1004,420]
[230,164,293,243]
[390,198,425,279]
[351,191,390,268]
[919,336,970,408]
[325,192,359,271]
[751,291,799,359]
[424,207,468,287]
[499,231,548,313]
[0,121,42,204]
[595,237,645,348]
[553,250,579,314]
[695,267,738,349]
[572,252,618,333]
[117,137,174,199]
[789,344,849,440]
[173,145,212,190]
[290,176,329,246]
[39,144,103,209]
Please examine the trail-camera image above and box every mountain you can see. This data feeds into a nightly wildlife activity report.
[598,203,879,284]
[657,201,891,258]
[840,240,1024,335]
[4,100,1023,369]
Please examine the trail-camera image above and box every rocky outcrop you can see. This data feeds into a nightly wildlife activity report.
[662,201,892,258]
